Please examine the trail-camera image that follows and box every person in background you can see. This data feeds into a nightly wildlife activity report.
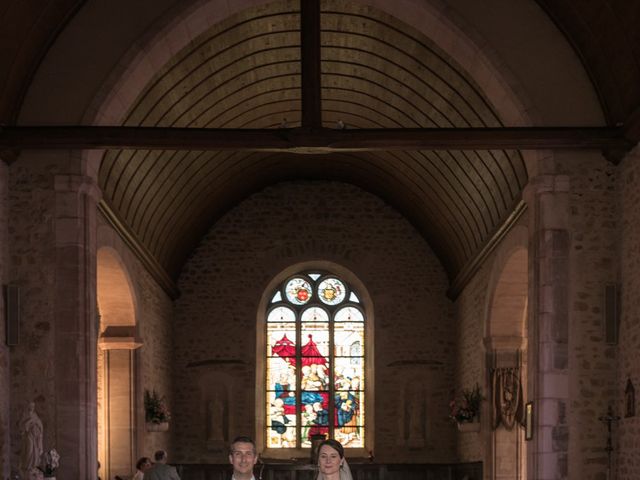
[133,456,153,480]
[145,450,180,480]
[229,436,259,480]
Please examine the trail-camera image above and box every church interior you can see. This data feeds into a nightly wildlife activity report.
[1,0,640,479]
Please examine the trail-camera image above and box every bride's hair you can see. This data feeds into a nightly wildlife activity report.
[317,439,344,459]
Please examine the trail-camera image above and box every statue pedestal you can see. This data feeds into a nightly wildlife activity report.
[146,422,169,432]
[456,421,480,433]
[24,468,44,480]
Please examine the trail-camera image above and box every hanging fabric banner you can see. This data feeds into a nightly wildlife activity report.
[492,367,525,430]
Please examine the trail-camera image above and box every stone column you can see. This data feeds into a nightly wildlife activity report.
[523,174,570,480]
[0,159,10,480]
[53,170,101,479]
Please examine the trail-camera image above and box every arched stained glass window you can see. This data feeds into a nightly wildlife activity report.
[266,272,365,449]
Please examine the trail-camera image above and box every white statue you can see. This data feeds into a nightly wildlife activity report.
[19,401,43,477]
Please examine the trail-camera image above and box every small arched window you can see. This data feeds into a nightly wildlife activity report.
[266,272,365,449]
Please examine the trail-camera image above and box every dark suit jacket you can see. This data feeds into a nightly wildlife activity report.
[144,462,181,480]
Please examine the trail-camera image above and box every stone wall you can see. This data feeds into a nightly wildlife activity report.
[174,181,455,464]
[617,146,640,480]
[0,160,10,479]
[558,152,619,480]
[454,266,490,461]
[8,158,61,475]
[97,215,176,461]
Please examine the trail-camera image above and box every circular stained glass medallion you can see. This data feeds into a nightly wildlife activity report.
[285,277,313,305]
[318,278,346,305]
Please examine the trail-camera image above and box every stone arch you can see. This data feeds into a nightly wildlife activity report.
[482,224,529,480]
[97,247,141,480]
[97,247,137,329]
[255,260,374,457]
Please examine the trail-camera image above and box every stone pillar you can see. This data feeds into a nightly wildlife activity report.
[523,174,570,480]
[53,170,101,479]
[0,159,10,480]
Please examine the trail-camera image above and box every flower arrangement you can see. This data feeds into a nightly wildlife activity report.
[38,448,60,478]
[449,383,483,423]
[144,389,171,424]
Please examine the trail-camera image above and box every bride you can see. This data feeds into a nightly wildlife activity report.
[315,439,353,480]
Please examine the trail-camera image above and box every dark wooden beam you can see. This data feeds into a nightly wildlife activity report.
[300,0,321,128]
[0,126,632,153]
[623,105,640,147]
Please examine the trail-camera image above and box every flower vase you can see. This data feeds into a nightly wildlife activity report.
[146,421,169,432]
[456,418,480,432]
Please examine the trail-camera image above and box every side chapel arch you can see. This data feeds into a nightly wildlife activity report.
[97,247,141,480]
[483,225,529,480]
[256,260,374,458]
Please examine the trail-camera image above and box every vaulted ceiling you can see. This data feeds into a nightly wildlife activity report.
[2,0,639,295]
[97,1,527,283]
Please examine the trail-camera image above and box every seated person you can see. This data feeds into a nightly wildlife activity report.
[133,456,153,480]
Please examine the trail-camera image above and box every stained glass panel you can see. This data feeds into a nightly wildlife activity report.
[266,272,366,450]
[334,358,364,391]
[335,306,364,323]
[317,278,346,305]
[266,357,297,391]
[266,416,297,448]
[300,328,329,358]
[285,277,313,305]
[267,306,296,323]
[301,306,329,323]
[267,326,296,356]
[334,389,362,447]
[333,323,364,356]
[334,426,364,448]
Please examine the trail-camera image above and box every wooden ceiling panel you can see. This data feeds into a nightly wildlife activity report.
[321,8,500,128]
[98,0,529,284]
[535,0,640,124]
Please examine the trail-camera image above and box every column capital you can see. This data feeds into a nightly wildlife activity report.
[54,173,102,202]
[98,326,142,350]
[523,174,571,231]
[523,174,570,202]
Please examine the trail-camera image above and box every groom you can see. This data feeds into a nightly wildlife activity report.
[229,436,259,480]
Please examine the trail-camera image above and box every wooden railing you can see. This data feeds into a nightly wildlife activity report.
[175,461,482,480]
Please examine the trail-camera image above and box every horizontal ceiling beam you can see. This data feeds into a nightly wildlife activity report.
[0,125,633,153]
